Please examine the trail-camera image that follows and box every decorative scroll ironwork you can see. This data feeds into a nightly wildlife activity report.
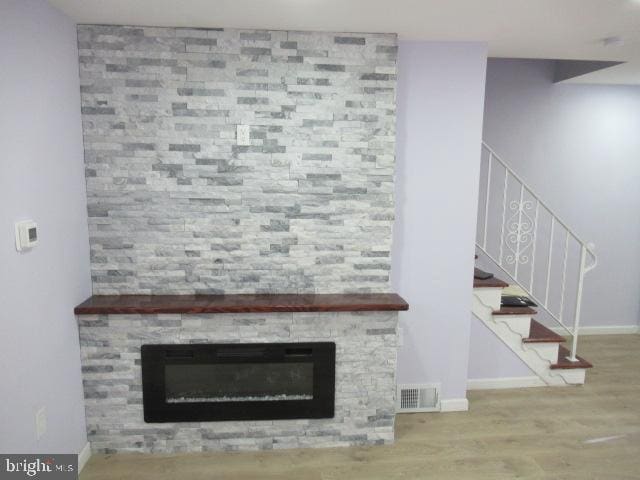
[504,200,535,265]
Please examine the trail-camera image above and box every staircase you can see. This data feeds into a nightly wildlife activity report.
[472,275,592,385]
[473,142,596,386]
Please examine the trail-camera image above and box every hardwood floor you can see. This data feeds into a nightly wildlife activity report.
[81,334,640,479]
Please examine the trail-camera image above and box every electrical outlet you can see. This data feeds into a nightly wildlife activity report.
[236,124,251,146]
[35,407,47,440]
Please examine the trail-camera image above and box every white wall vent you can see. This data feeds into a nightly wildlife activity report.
[396,384,441,413]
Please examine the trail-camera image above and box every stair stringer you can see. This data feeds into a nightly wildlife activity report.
[472,291,586,386]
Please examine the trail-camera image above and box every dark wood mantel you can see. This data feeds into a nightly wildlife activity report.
[74,293,409,315]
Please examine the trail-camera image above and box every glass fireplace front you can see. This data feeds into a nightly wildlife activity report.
[141,342,335,422]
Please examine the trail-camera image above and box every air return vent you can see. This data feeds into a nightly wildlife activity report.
[396,384,441,413]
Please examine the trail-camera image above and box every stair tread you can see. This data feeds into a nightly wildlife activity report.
[551,345,593,370]
[473,276,508,288]
[524,320,565,343]
[493,306,537,316]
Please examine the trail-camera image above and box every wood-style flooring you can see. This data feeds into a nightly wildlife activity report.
[81,334,640,479]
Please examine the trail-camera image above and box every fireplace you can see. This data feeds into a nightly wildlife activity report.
[141,342,335,423]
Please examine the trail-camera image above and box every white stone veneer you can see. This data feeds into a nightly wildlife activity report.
[78,311,398,453]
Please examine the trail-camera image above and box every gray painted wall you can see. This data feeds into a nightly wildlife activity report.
[468,315,532,379]
[0,0,91,453]
[483,59,640,328]
[78,26,398,295]
[469,58,640,380]
[392,42,488,401]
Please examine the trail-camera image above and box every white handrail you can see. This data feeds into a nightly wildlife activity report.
[476,142,597,361]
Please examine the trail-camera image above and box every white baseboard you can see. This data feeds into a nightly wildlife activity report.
[468,376,546,390]
[78,442,91,473]
[550,325,639,336]
[439,398,469,412]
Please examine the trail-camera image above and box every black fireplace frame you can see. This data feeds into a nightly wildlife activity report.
[141,342,335,423]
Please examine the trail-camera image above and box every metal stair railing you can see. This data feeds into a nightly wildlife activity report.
[476,142,597,362]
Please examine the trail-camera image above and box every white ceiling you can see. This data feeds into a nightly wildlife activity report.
[48,0,640,84]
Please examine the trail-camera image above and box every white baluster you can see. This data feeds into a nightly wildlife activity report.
[482,152,492,250]
[558,230,570,322]
[514,185,525,279]
[544,217,555,309]
[529,200,540,293]
[498,167,508,265]
[568,244,588,361]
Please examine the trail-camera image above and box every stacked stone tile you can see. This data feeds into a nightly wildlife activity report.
[79,311,398,452]
[78,26,398,295]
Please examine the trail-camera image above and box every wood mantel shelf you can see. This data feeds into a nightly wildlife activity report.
[74,293,409,315]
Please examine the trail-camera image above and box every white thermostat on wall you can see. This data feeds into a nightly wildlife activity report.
[15,220,38,251]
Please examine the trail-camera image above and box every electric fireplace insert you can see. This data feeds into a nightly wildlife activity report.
[141,342,335,422]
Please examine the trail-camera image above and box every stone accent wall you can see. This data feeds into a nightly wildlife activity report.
[79,311,398,453]
[78,26,398,295]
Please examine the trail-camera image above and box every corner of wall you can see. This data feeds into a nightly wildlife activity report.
[393,41,489,402]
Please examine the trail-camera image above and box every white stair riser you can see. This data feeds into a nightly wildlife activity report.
[492,315,532,337]
[473,287,502,311]
[483,319,567,386]
[523,342,559,363]
[551,368,586,385]
[472,292,585,386]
